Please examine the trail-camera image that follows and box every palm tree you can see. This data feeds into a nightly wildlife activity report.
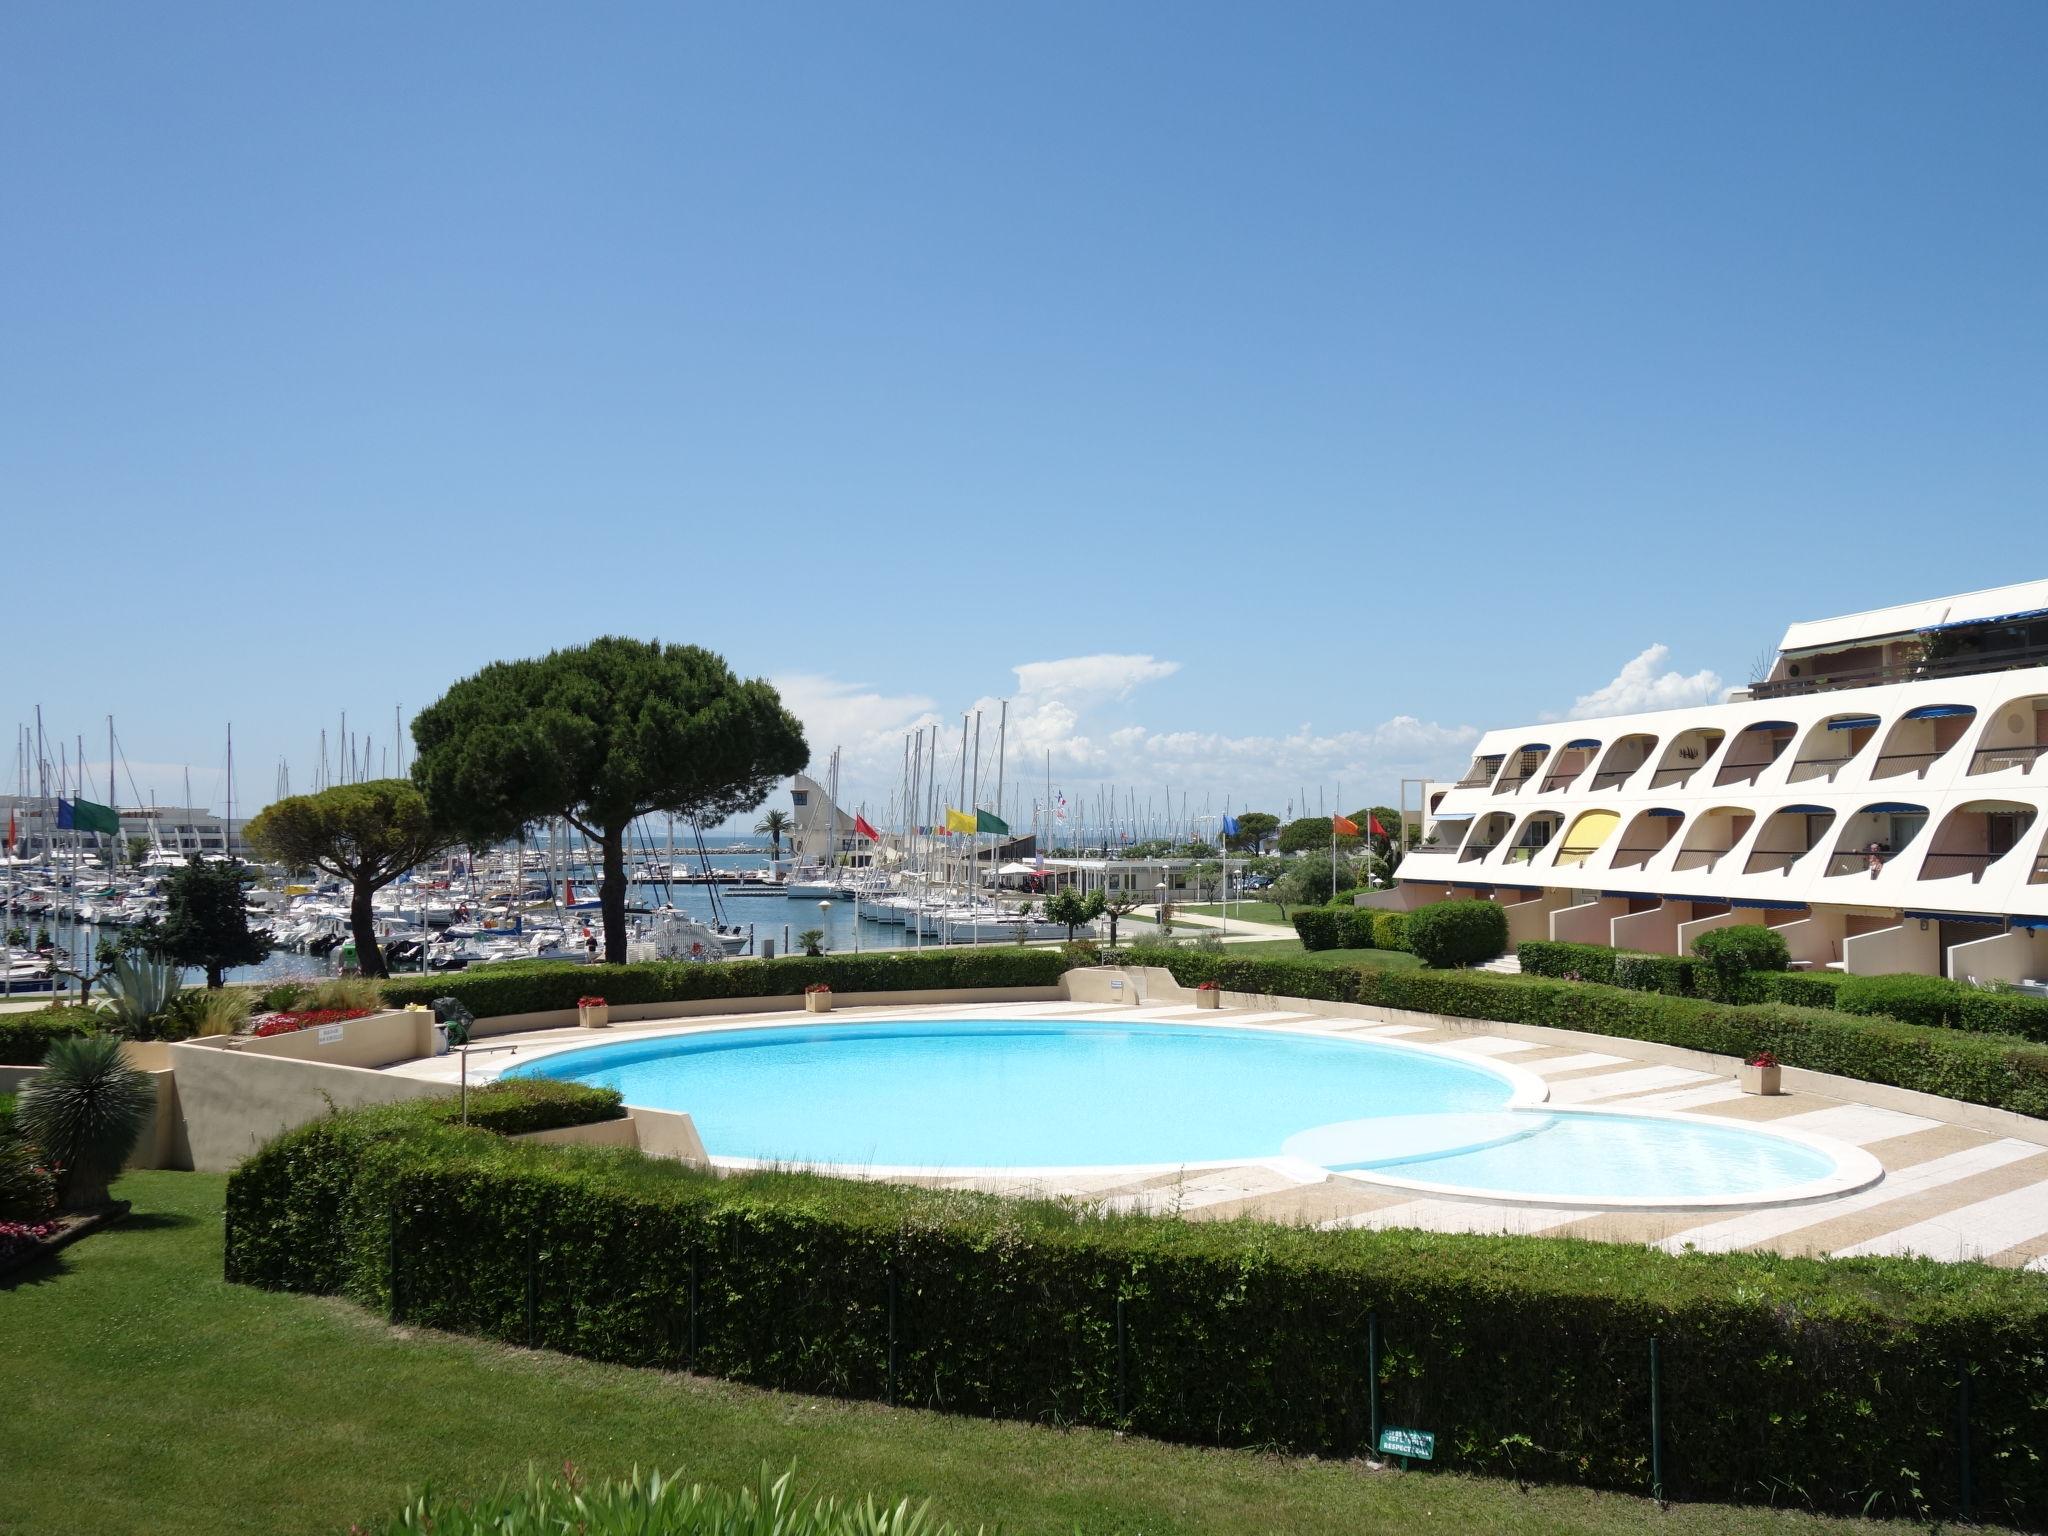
[755,807,792,862]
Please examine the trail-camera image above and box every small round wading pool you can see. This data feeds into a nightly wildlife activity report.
[505,1017,1881,1207]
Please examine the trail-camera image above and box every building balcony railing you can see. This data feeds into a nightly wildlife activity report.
[1541,770,1588,792]
[1504,845,1551,864]
[1649,765,1704,788]
[1589,767,1644,790]
[1452,773,1496,789]
[1458,843,1499,861]
[1749,640,2048,700]
[1969,744,2048,775]
[1742,849,1811,875]
[1492,775,1535,794]
[1786,755,1855,780]
[1671,847,1734,872]
[1607,844,1670,869]
[1406,841,1455,856]
[2034,855,2048,885]
[1551,843,1602,867]
[1870,750,1950,779]
[1828,851,1902,877]
[1919,850,2010,882]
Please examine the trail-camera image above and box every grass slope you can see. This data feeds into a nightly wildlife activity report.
[0,1172,2005,1536]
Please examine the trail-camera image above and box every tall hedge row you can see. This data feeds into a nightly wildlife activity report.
[226,1104,2048,1522]
[382,949,1070,1019]
[0,1007,101,1066]
[1119,946,2048,1118]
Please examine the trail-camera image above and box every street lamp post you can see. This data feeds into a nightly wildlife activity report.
[818,899,831,957]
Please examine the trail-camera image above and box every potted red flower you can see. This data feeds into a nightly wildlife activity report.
[577,995,609,1030]
[1195,980,1222,1010]
[1739,1049,1781,1096]
[804,981,833,1014]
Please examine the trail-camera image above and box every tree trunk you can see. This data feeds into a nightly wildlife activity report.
[601,826,629,964]
[350,875,387,979]
[206,964,226,989]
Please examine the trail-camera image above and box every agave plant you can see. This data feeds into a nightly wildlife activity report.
[101,950,182,1036]
[17,1035,154,1211]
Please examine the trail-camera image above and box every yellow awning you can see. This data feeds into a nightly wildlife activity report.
[1554,809,1621,867]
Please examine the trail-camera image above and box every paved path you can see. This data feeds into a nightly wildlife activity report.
[392,995,2048,1269]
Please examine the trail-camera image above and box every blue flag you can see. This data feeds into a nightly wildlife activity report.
[55,798,74,831]
[1221,813,1240,837]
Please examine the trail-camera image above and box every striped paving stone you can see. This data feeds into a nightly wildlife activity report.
[1653,1141,2048,1257]
[1830,1168,2048,1263]
[1437,1036,1546,1057]
[1766,1104,1943,1146]
[1545,1065,1720,1105]
[1522,1051,1633,1076]
[1597,1080,1745,1111]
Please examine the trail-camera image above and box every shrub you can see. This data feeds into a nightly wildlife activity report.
[421,1079,623,1136]
[0,1219,59,1267]
[100,950,182,1036]
[383,950,1073,1020]
[256,981,309,1014]
[1518,939,1623,986]
[1691,925,1791,1003]
[369,1464,977,1536]
[229,1106,2048,1521]
[1837,973,2048,1045]
[0,1143,59,1222]
[0,1007,101,1066]
[1122,947,2048,1119]
[1290,908,1340,951]
[304,976,385,1013]
[1760,970,1849,1009]
[1369,910,1410,952]
[16,1035,154,1210]
[1059,939,1102,968]
[1404,899,1507,968]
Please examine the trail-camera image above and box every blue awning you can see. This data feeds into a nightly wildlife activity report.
[1904,704,1974,720]
[1430,811,1475,822]
[1563,738,1599,749]
[1449,881,1493,891]
[1923,607,2048,633]
[1902,910,2003,925]
[1600,890,1649,900]
[2009,915,2048,930]
[1827,715,1880,731]
[1861,802,1926,815]
[1738,720,1796,733]
[1513,743,1551,753]
[1645,807,1685,818]
[1779,804,1832,816]
[1729,898,1809,912]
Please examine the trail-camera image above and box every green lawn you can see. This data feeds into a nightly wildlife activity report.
[1206,937,1426,969]
[1172,901,1294,926]
[0,1173,1996,1536]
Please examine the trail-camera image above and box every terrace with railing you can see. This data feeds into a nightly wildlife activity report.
[1749,637,2048,700]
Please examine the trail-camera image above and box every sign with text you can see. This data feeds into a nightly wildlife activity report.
[316,1024,346,1045]
[1378,1426,1435,1461]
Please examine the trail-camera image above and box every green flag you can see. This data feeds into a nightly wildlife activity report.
[71,797,121,837]
[975,808,1010,836]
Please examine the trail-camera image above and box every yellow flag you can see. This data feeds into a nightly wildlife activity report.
[945,807,977,835]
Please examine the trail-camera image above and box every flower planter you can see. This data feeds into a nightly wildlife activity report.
[1739,1062,1782,1096]
[1195,989,1221,1009]
[804,991,833,1014]
[577,1003,610,1030]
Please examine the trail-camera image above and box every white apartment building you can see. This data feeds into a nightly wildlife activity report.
[0,799,242,861]
[1384,580,2048,981]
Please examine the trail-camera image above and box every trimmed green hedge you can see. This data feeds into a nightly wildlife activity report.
[1839,973,2048,1045]
[0,1006,102,1066]
[1124,948,2048,1119]
[227,1105,2048,1521]
[1369,910,1410,952]
[420,1079,623,1136]
[384,949,1071,1020]
[1290,907,1341,951]
[1404,898,1507,967]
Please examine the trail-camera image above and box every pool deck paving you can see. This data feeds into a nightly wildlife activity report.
[384,995,2048,1270]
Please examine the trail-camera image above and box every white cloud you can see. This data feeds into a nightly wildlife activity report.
[1562,644,1729,720]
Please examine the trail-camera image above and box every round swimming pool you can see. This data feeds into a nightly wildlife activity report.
[505,1017,1879,1205]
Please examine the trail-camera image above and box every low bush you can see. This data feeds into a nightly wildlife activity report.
[304,976,387,1013]
[1760,970,1849,1008]
[1691,925,1792,1003]
[251,1007,376,1039]
[1838,973,2048,1045]
[384,949,1072,1020]
[420,1079,623,1137]
[0,1007,101,1066]
[1289,908,1340,951]
[1404,899,1507,968]
[17,1034,154,1210]
[1369,910,1410,952]
[0,1218,59,1267]
[369,1464,977,1536]
[1123,948,2048,1118]
[229,1104,2048,1522]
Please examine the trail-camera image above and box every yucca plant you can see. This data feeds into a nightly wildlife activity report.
[17,1035,154,1210]
[100,950,182,1036]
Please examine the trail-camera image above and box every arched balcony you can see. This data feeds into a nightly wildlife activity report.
[1742,805,1837,876]
[1871,704,1976,781]
[1590,733,1658,791]
[1491,742,1554,795]
[1649,727,1727,790]
[1823,802,1929,878]
[1460,811,1514,863]
[1453,752,1504,790]
[1918,800,2039,883]
[1503,810,1563,865]
[1672,806,1753,874]
[1609,807,1685,871]
[1551,807,1620,868]
[1713,721,1797,788]
[1967,694,2048,778]
[1541,738,1601,792]
[1786,712,1880,784]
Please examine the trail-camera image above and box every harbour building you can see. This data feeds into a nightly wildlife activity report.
[1382,580,2048,982]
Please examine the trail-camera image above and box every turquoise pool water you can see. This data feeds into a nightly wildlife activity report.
[508,1018,1516,1167]
[509,1018,1855,1200]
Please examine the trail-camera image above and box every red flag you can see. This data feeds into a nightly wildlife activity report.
[1331,813,1359,837]
[1368,814,1388,839]
[853,813,881,841]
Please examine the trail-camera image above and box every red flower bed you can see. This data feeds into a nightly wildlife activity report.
[252,1007,375,1039]
[0,1220,59,1265]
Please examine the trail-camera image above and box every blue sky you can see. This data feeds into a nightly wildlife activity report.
[5,2,2044,824]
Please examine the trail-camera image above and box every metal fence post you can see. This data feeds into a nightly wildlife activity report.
[1650,1336,1664,1501]
[524,1229,538,1348]
[886,1264,899,1406]
[687,1255,700,1367]
[387,1202,401,1323]
[1115,1294,1128,1422]
[1957,1358,1974,1521]
[1368,1311,1381,1456]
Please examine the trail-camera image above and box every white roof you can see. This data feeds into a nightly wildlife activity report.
[1779,577,2048,655]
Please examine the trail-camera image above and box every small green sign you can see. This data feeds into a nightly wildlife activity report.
[1378,1426,1435,1460]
